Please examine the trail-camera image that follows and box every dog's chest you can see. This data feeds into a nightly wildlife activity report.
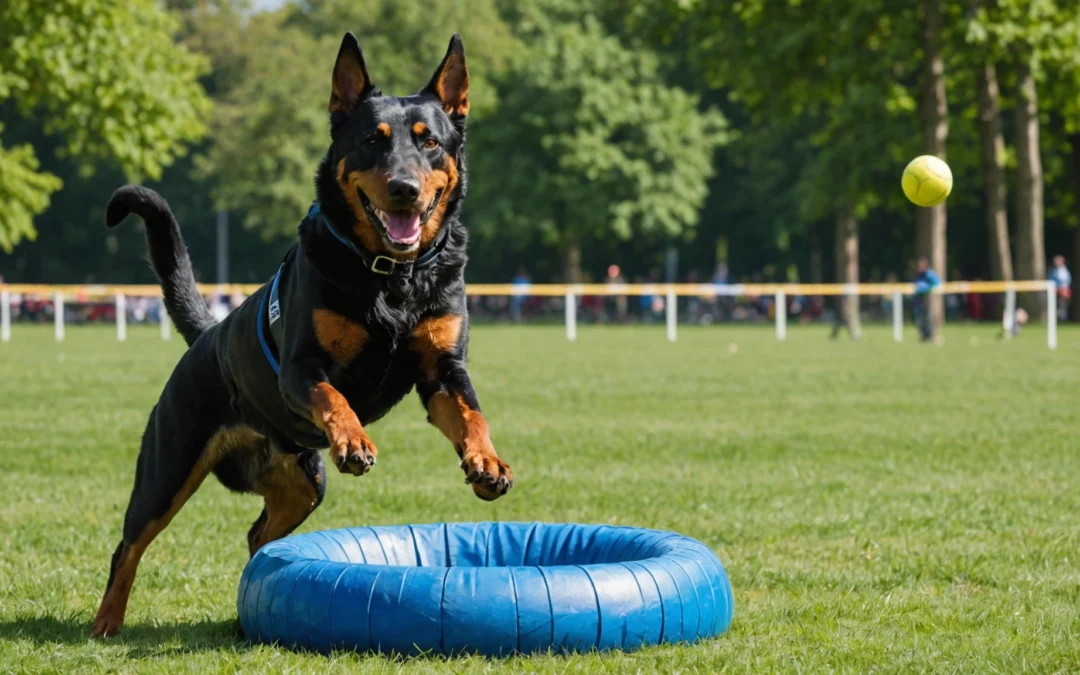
[330,329,419,425]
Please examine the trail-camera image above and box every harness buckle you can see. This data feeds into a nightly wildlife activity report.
[370,256,396,275]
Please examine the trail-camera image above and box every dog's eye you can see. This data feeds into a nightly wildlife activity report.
[367,137,379,145]
[423,138,439,149]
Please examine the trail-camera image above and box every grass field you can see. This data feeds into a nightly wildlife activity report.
[1,323,1078,673]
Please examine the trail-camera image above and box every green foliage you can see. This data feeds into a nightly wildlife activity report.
[0,131,62,253]
[6,0,1080,284]
[195,15,328,238]
[0,0,210,251]
[636,0,923,222]
[295,0,514,117]
[469,2,727,258]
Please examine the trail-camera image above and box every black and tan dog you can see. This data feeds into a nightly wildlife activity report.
[91,33,512,638]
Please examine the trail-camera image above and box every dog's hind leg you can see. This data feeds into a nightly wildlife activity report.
[247,447,326,556]
[90,409,256,638]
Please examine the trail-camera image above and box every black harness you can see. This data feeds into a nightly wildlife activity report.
[257,201,449,375]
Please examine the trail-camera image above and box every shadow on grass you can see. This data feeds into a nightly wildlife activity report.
[0,612,243,658]
[0,613,571,662]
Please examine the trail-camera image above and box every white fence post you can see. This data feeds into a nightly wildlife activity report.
[1047,283,1058,350]
[892,290,903,342]
[54,291,64,342]
[160,309,171,341]
[115,293,127,342]
[1,289,10,342]
[1004,286,1017,338]
[775,290,787,341]
[666,287,677,342]
[565,290,577,342]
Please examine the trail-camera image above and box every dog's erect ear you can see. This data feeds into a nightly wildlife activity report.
[330,32,374,114]
[422,34,469,117]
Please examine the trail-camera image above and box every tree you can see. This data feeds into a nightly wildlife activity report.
[835,205,861,335]
[968,0,1014,283]
[917,0,950,337]
[634,0,924,302]
[981,0,1080,313]
[1035,3,1080,320]
[977,62,1013,282]
[1013,57,1046,307]
[468,1,727,281]
[0,0,210,251]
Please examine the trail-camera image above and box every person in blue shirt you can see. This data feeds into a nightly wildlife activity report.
[1050,255,1072,321]
[510,266,530,323]
[912,256,940,342]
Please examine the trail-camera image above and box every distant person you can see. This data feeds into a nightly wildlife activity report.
[912,256,940,342]
[605,264,627,323]
[1050,255,1071,321]
[829,295,859,340]
[510,266,529,323]
[712,261,731,321]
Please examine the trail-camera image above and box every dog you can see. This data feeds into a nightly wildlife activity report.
[90,33,513,638]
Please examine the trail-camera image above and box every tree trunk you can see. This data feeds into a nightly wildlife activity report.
[976,61,1013,282]
[835,205,861,335]
[1071,134,1080,322]
[917,0,948,337]
[565,240,583,284]
[1013,58,1046,315]
[558,201,583,283]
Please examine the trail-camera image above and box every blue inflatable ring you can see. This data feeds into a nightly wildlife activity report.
[238,522,733,656]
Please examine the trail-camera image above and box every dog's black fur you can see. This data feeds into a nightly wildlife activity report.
[91,33,512,638]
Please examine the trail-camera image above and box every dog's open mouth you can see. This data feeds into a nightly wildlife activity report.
[357,188,443,249]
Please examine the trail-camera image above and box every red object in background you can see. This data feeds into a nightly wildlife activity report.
[966,292,983,321]
[580,295,603,311]
[87,302,116,322]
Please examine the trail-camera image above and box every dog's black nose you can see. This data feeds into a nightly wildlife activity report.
[387,176,421,204]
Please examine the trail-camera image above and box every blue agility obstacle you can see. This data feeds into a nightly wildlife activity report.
[237,522,733,656]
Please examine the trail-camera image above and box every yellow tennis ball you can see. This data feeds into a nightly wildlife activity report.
[901,155,953,207]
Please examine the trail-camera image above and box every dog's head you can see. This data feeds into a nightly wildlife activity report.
[326,32,468,259]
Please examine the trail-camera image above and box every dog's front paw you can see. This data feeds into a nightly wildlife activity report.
[461,452,513,501]
[90,604,124,638]
[329,426,378,476]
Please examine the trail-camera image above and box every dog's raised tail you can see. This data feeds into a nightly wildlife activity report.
[105,185,215,347]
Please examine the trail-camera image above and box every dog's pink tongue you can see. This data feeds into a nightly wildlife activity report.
[384,211,421,244]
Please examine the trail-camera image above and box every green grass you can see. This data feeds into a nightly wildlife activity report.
[1,323,1079,673]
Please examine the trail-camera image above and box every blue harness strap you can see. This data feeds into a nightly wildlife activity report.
[257,264,284,375]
